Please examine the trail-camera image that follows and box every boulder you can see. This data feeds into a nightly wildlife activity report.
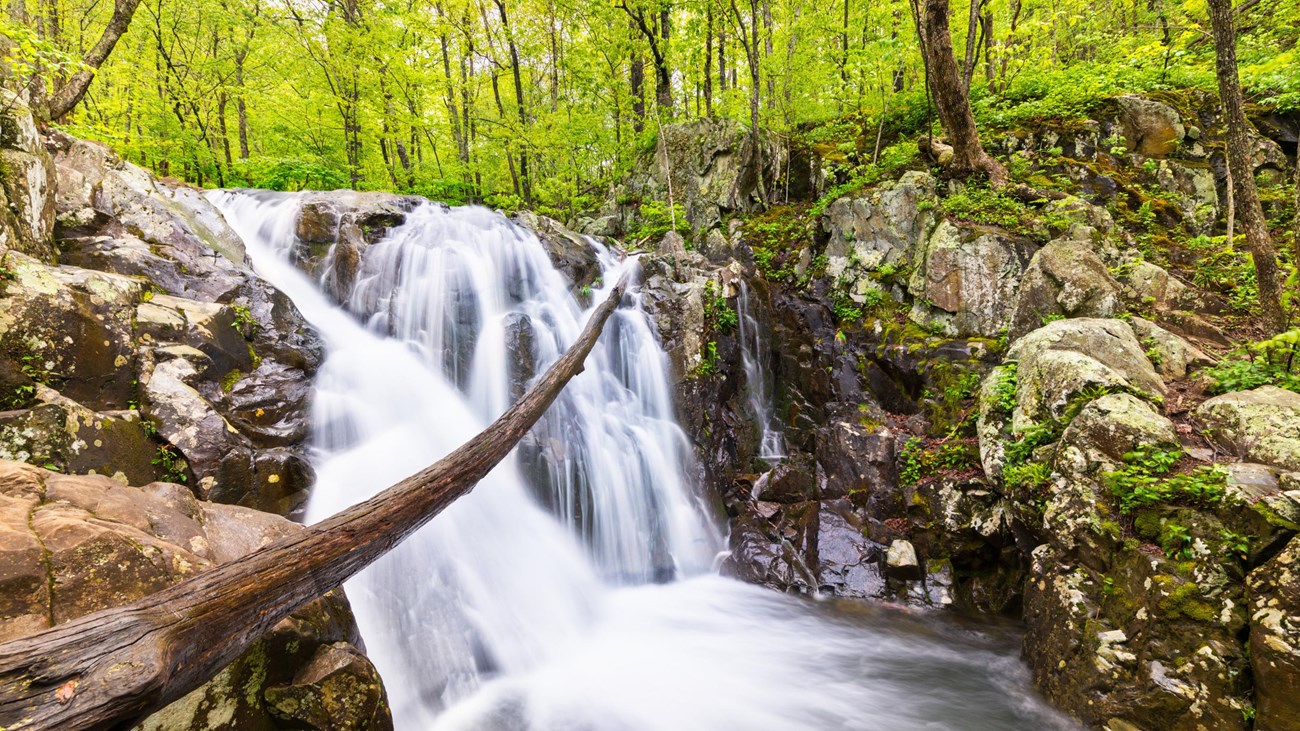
[906,220,1037,338]
[291,191,420,302]
[1115,95,1185,157]
[1004,318,1165,429]
[1248,535,1300,731]
[1198,386,1300,472]
[0,253,143,410]
[514,211,602,296]
[1127,317,1213,380]
[0,460,391,730]
[1008,236,1126,341]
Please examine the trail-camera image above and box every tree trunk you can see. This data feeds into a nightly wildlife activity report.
[1207,0,1285,331]
[915,0,1007,185]
[0,279,629,731]
[704,5,714,117]
[961,0,980,92]
[47,0,144,120]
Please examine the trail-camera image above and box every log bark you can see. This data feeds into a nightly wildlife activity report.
[46,0,143,121]
[0,277,629,731]
[1207,0,1285,332]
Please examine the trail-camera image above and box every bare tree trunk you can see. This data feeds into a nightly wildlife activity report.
[961,0,981,92]
[704,5,715,117]
[0,280,629,731]
[47,0,144,120]
[494,0,532,205]
[913,0,1007,185]
[1208,0,1285,331]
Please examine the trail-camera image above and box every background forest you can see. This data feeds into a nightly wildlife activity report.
[3,0,1298,218]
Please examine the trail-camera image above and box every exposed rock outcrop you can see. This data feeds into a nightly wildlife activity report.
[0,120,321,516]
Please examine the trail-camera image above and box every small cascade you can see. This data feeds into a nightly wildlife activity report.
[211,189,1078,731]
[737,281,786,461]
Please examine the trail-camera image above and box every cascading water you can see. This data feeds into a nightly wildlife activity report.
[737,281,785,461]
[211,190,1077,731]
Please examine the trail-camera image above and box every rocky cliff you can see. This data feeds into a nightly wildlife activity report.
[632,99,1300,730]
[0,92,390,730]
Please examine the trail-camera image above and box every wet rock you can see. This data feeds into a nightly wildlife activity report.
[291,191,419,301]
[0,254,142,410]
[1247,535,1300,731]
[1008,236,1126,341]
[0,398,158,484]
[265,643,393,731]
[514,211,601,296]
[1198,386,1300,472]
[753,455,818,503]
[886,539,921,580]
[816,499,887,598]
[0,460,390,730]
[906,220,1037,338]
[48,131,249,298]
[1115,95,1185,157]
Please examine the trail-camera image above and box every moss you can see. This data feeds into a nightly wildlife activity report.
[1156,578,1216,623]
[220,369,243,393]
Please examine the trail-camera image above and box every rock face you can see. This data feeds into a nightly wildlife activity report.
[0,91,56,262]
[0,131,321,517]
[907,220,1037,337]
[617,119,802,244]
[1247,535,1300,731]
[0,461,391,730]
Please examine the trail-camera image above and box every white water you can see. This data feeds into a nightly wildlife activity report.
[737,281,786,461]
[211,190,1076,731]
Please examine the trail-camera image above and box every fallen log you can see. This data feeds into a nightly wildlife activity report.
[0,277,628,731]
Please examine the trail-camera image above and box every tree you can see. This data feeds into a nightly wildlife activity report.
[911,0,1006,185]
[46,0,143,120]
[1207,0,1285,332]
[0,279,627,731]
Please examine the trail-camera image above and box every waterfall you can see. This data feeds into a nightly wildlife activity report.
[737,281,785,461]
[211,190,1077,731]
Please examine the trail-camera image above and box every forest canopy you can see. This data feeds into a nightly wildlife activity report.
[3,0,1298,218]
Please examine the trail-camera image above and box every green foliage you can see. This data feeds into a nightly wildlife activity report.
[1004,462,1051,490]
[221,369,244,393]
[898,437,978,486]
[809,141,921,218]
[703,281,738,333]
[230,304,256,338]
[989,364,1019,414]
[691,341,719,379]
[831,293,863,323]
[631,201,690,242]
[152,445,189,484]
[941,185,1034,232]
[1104,446,1227,514]
[742,206,811,284]
[1203,329,1300,395]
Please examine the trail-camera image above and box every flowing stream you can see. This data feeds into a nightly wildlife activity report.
[211,190,1076,731]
